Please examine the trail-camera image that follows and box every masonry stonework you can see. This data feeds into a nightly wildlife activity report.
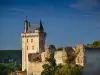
[21,19,84,75]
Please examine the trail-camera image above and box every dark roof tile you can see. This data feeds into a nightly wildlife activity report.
[27,24,40,32]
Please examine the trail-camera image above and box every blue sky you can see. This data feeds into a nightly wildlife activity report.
[0,0,100,49]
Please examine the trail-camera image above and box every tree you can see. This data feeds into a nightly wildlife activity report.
[54,64,62,75]
[87,40,100,48]
[41,53,56,75]
[62,47,68,64]
[54,64,82,75]
[57,47,63,51]
[0,64,12,75]
[42,64,52,75]
[0,63,22,75]
[41,52,82,75]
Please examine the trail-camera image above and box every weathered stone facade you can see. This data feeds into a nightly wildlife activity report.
[21,19,84,75]
[21,19,46,75]
[75,44,84,67]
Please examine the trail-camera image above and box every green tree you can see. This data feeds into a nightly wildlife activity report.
[87,40,100,48]
[0,64,12,75]
[62,48,68,64]
[57,47,63,51]
[41,52,82,75]
[0,63,22,75]
[54,64,62,75]
[41,53,56,75]
[54,64,82,75]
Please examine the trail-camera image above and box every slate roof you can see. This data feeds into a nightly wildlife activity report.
[27,24,40,32]
[24,19,44,33]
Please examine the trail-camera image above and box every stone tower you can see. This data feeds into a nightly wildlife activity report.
[21,18,46,71]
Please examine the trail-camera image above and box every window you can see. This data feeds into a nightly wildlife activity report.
[27,39,28,43]
[31,39,33,43]
[36,35,38,37]
[32,46,34,50]
[27,46,28,50]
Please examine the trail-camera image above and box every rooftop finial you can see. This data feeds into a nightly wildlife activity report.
[40,19,42,24]
[25,16,28,20]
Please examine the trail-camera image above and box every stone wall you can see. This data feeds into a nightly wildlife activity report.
[75,44,84,67]
[10,71,27,75]
[28,62,44,75]
[21,31,46,71]
[22,43,85,75]
[54,51,63,65]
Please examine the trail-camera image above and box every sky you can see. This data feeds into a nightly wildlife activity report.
[0,0,100,50]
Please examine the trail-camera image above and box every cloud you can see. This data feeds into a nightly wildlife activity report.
[69,0,100,12]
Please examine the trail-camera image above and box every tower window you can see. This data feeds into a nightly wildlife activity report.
[31,39,33,43]
[27,39,28,43]
[27,46,28,50]
[32,46,34,50]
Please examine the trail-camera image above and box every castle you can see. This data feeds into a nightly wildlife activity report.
[21,18,84,75]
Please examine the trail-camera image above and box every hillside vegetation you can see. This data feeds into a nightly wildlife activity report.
[87,40,100,48]
[0,50,21,58]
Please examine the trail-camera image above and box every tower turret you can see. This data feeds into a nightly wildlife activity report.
[24,16,29,32]
[21,18,46,73]
[39,20,44,31]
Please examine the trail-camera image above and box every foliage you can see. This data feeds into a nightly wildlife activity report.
[41,53,56,75]
[46,53,56,68]
[57,47,63,51]
[62,48,68,64]
[0,64,11,75]
[0,50,21,58]
[41,53,82,75]
[0,63,22,75]
[87,40,100,48]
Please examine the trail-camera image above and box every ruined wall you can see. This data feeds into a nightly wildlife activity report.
[75,44,84,67]
[54,51,64,65]
[22,44,85,75]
